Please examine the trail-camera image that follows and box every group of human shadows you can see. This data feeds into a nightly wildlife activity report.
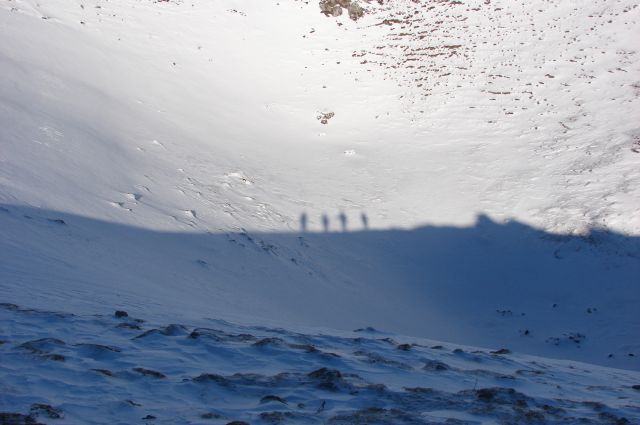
[299,212,369,232]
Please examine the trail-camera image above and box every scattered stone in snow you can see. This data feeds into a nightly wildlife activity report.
[260,395,287,405]
[320,0,365,21]
[134,324,188,339]
[29,404,63,420]
[132,367,166,379]
[92,368,114,377]
[0,412,44,425]
[423,360,450,371]
[317,111,335,124]
[2,304,639,423]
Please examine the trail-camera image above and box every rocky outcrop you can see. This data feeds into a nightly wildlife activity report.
[319,0,365,21]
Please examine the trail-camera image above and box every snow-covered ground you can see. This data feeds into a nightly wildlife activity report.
[2,302,640,424]
[1,0,639,422]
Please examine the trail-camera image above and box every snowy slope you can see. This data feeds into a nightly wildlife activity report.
[1,0,639,402]
[2,302,640,424]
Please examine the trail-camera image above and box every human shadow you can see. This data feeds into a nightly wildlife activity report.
[338,211,347,232]
[1,203,638,369]
[361,212,368,230]
[321,213,330,232]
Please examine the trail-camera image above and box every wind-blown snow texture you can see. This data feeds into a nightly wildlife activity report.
[1,0,639,422]
[2,303,640,424]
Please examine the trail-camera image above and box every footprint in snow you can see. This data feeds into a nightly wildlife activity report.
[123,193,142,202]
[138,185,151,193]
[109,201,132,212]
[150,140,166,149]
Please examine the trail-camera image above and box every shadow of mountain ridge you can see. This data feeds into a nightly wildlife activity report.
[1,203,638,369]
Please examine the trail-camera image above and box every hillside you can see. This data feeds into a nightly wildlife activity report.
[1,0,639,422]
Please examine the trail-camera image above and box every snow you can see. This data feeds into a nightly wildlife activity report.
[1,0,639,422]
[2,303,639,424]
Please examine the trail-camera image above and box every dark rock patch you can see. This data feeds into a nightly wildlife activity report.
[0,303,21,311]
[30,404,63,419]
[253,337,284,347]
[19,338,66,354]
[188,328,255,342]
[468,387,529,406]
[134,324,188,339]
[259,411,306,423]
[0,412,44,425]
[319,0,365,21]
[423,360,450,371]
[288,343,319,353]
[469,369,516,380]
[355,350,412,369]
[308,367,342,380]
[92,368,114,377]
[353,326,378,333]
[132,367,166,379]
[516,369,545,376]
[329,407,415,424]
[193,373,233,387]
[260,395,287,405]
[75,343,121,352]
[43,353,66,361]
[308,367,351,392]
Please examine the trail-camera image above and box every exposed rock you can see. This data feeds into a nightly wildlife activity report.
[317,111,335,125]
[132,367,166,379]
[260,395,287,405]
[0,412,44,425]
[30,404,63,420]
[92,368,114,377]
[253,337,284,347]
[347,2,364,21]
[193,373,233,387]
[134,324,188,339]
[320,0,342,17]
[319,0,365,21]
[308,367,342,380]
[423,360,450,371]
